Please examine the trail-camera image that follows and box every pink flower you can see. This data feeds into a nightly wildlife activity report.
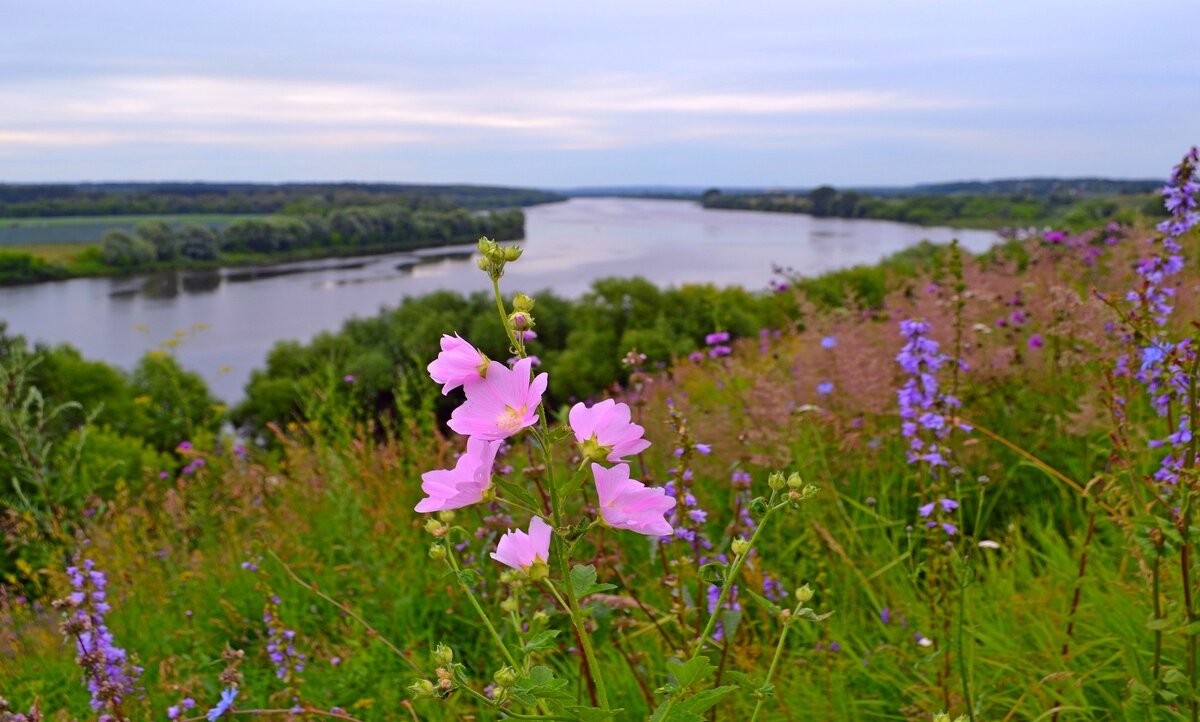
[448,358,548,440]
[427,334,488,395]
[592,463,675,536]
[491,516,552,573]
[569,399,651,463]
[415,437,502,513]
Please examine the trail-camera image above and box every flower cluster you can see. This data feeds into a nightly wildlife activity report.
[1128,148,1198,326]
[919,497,959,536]
[263,594,306,685]
[56,558,142,721]
[896,319,966,467]
[418,281,673,574]
[705,330,732,359]
[0,699,42,722]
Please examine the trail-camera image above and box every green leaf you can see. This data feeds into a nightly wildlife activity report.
[798,608,834,623]
[719,609,743,640]
[567,706,625,721]
[571,564,617,597]
[668,655,716,690]
[743,589,782,615]
[679,686,737,714]
[1145,617,1173,631]
[506,665,573,705]
[521,629,560,654]
[697,562,726,587]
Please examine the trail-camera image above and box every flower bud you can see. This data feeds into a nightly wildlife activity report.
[500,596,519,614]
[476,256,489,271]
[437,510,456,523]
[532,610,549,626]
[512,293,535,312]
[428,543,446,561]
[786,473,803,490]
[731,537,751,556]
[932,714,950,722]
[499,570,520,585]
[794,584,814,602]
[493,666,519,688]
[510,311,534,330]
[503,245,523,262]
[424,519,447,537]
[432,643,454,667]
[768,471,786,491]
[408,679,437,699]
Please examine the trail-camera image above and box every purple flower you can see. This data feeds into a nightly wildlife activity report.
[207,688,238,721]
[817,381,834,396]
[60,557,142,714]
[695,443,712,455]
[705,331,731,345]
[880,607,891,624]
[1028,334,1044,350]
[343,374,356,383]
[821,336,837,349]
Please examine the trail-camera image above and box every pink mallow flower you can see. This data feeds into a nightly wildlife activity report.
[491,516,552,574]
[427,334,488,395]
[448,358,548,440]
[415,437,502,513]
[569,399,651,463]
[592,463,675,536]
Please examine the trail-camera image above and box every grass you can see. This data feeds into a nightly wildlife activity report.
[1,217,1198,721]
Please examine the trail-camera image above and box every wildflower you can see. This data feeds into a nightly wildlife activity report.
[448,358,548,440]
[821,336,837,349]
[592,463,675,536]
[58,558,142,716]
[206,688,238,721]
[978,540,1001,549]
[705,331,730,345]
[415,437,502,512]
[491,516,552,576]
[342,374,355,383]
[880,607,891,624]
[708,345,733,358]
[817,381,834,396]
[1028,334,1044,349]
[427,334,489,395]
[167,698,195,720]
[695,443,712,455]
[569,399,651,463]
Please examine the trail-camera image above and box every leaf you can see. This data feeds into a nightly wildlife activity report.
[571,564,617,598]
[679,686,737,714]
[697,562,726,588]
[668,655,716,690]
[798,608,834,623]
[567,706,626,721]
[1145,617,1173,631]
[743,589,782,615]
[521,629,560,654]
[506,665,572,705]
[719,609,743,640]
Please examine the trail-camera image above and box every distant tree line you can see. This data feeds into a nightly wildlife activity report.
[701,186,1162,229]
[98,204,525,270]
[0,182,563,218]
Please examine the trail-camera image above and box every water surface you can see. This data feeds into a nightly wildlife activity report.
[0,198,999,401]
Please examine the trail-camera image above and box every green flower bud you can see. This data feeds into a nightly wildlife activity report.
[731,537,751,556]
[794,584,814,602]
[428,543,446,561]
[493,666,519,688]
[408,679,437,699]
[500,596,519,614]
[513,292,535,312]
[475,256,489,271]
[786,472,803,490]
[432,643,454,667]
[424,518,447,537]
[768,471,786,491]
[437,510,456,524]
[532,610,549,626]
[503,245,523,262]
[932,714,950,722]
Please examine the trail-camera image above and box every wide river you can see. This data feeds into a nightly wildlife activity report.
[0,198,1000,401]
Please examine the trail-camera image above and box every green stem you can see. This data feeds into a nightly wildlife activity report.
[1153,553,1163,694]
[748,615,791,722]
[457,682,574,721]
[956,560,976,722]
[555,540,611,709]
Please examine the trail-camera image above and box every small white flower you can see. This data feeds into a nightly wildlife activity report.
[978,540,1001,550]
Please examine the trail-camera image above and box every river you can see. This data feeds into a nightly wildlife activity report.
[0,198,1000,401]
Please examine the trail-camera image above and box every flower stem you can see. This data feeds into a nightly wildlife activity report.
[748,614,791,722]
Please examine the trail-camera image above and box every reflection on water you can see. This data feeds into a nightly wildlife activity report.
[0,199,1000,402]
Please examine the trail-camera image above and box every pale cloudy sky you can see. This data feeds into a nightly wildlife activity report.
[1,0,1196,186]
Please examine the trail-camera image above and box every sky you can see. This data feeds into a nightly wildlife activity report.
[2,0,1197,187]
